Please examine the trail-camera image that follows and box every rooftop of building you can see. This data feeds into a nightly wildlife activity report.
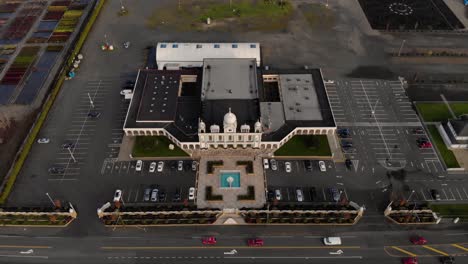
[449,115,468,137]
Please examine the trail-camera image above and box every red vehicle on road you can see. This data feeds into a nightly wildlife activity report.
[247,238,264,247]
[402,257,418,264]
[419,142,432,148]
[410,236,427,245]
[202,237,217,245]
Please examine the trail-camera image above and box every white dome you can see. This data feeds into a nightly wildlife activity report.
[223,109,237,125]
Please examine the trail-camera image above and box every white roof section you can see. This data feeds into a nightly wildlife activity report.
[156,42,261,69]
[201,58,258,101]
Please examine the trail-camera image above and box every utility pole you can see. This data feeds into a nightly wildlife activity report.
[398,39,406,57]
[87,92,94,108]
[45,193,55,207]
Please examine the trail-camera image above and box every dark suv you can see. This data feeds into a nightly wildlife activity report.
[304,160,313,171]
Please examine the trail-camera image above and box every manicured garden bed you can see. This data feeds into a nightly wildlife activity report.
[427,125,460,168]
[274,135,331,156]
[238,186,255,200]
[205,186,223,201]
[132,136,188,157]
[0,46,40,85]
[236,161,253,174]
[207,160,223,174]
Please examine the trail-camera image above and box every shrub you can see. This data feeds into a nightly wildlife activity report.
[207,161,223,174]
[205,186,223,201]
[238,186,255,200]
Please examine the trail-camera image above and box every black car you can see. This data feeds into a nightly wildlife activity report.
[440,256,455,264]
[309,187,317,201]
[61,141,75,149]
[170,161,177,170]
[430,189,441,201]
[303,160,313,171]
[416,137,428,144]
[158,191,166,202]
[345,159,353,169]
[337,128,350,137]
[342,141,353,148]
[48,166,65,174]
[126,80,135,86]
[267,190,275,201]
[87,111,101,118]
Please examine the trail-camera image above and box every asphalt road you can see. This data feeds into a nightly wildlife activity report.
[0,226,467,263]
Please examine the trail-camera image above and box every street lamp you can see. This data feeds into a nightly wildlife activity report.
[407,190,415,203]
[67,146,76,163]
[398,39,406,57]
[45,193,55,207]
[87,92,94,108]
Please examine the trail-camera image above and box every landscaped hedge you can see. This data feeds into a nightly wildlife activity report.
[238,186,255,200]
[236,161,253,174]
[205,186,223,201]
[207,160,223,174]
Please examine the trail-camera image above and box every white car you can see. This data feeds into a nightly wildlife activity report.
[135,160,143,171]
[323,237,342,246]
[275,189,282,201]
[319,161,326,172]
[270,159,278,171]
[191,161,198,171]
[188,187,196,200]
[113,189,122,202]
[178,160,183,171]
[296,189,303,202]
[37,138,50,144]
[263,159,269,169]
[120,89,133,96]
[285,162,292,173]
[157,161,164,172]
[149,162,156,172]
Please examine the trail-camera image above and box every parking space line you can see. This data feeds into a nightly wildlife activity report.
[451,244,468,252]
[462,188,468,199]
[391,246,417,257]
[449,189,456,200]
[419,189,427,201]
[442,189,449,200]
[422,245,448,256]
[455,188,463,200]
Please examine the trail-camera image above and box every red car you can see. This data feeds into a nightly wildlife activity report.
[419,142,432,148]
[202,236,217,245]
[410,236,427,245]
[402,257,418,264]
[247,238,264,247]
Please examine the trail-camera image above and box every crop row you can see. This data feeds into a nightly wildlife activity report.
[0,46,40,85]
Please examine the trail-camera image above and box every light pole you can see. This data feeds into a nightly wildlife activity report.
[67,147,76,163]
[45,193,55,207]
[398,39,406,57]
[371,99,380,116]
[407,190,415,203]
[87,92,94,108]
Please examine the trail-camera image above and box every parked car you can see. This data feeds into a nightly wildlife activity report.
[304,160,313,171]
[341,141,353,148]
[135,160,143,171]
[170,161,177,170]
[173,189,181,202]
[202,237,216,245]
[188,187,196,200]
[329,187,340,202]
[310,187,317,201]
[263,158,269,169]
[150,189,159,202]
[270,159,278,171]
[192,161,198,171]
[149,162,156,172]
[113,189,122,202]
[402,257,418,264]
[285,162,292,173]
[419,142,432,148]
[37,138,50,144]
[323,237,342,246]
[48,166,65,174]
[178,160,183,171]
[125,80,135,86]
[275,189,282,201]
[430,189,441,201]
[345,159,353,169]
[158,191,166,201]
[267,190,274,201]
[296,189,304,202]
[123,41,130,49]
[157,161,164,172]
[416,137,428,144]
[337,128,350,137]
[61,141,75,149]
[410,236,427,245]
[87,111,101,118]
[143,188,151,202]
[412,127,424,134]
[248,238,264,247]
[319,161,326,172]
[120,89,133,96]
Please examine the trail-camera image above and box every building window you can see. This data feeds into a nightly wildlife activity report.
[250,44,256,48]
[160,44,167,48]
[238,135,242,141]
[208,136,212,141]
[196,44,202,49]
[229,136,233,141]
[232,44,238,48]
[248,135,252,141]
[214,44,220,48]
[218,136,223,141]
[172,44,178,48]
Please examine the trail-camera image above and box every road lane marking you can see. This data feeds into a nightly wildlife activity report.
[0,255,48,259]
[422,245,448,256]
[0,245,51,249]
[390,246,417,257]
[101,246,361,250]
[224,256,363,259]
[451,244,468,252]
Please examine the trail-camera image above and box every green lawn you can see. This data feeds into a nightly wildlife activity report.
[430,204,468,221]
[416,103,452,122]
[274,135,331,156]
[132,136,188,157]
[427,125,460,168]
[147,0,293,32]
[450,103,468,117]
